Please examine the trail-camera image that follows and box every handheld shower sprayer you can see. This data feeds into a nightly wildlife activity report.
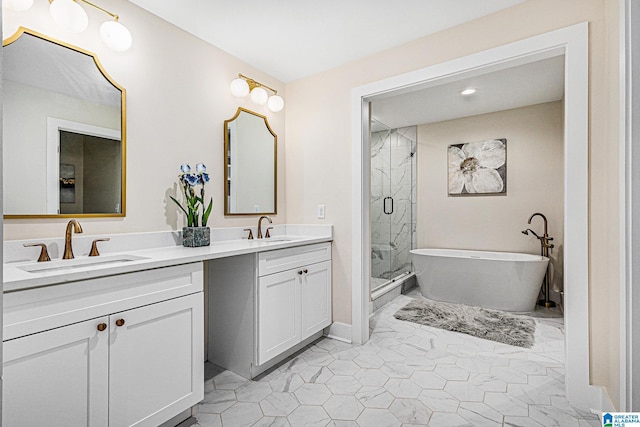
[521,228,540,239]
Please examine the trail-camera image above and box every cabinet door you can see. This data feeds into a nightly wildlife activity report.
[301,260,332,340]
[258,269,301,365]
[109,293,204,427]
[3,317,109,427]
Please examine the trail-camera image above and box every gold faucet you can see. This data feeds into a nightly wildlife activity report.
[63,219,83,259]
[257,215,272,239]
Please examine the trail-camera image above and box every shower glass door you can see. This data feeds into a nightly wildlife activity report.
[370,120,416,292]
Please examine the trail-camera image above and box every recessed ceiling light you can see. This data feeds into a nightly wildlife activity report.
[461,88,476,96]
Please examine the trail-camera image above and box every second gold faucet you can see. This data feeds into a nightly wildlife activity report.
[257,215,272,239]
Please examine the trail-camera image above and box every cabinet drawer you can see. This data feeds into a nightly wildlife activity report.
[3,262,203,341]
[258,242,331,276]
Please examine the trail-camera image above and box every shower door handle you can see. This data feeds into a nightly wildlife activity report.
[383,197,394,215]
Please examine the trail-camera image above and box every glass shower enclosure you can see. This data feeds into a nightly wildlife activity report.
[370,120,417,292]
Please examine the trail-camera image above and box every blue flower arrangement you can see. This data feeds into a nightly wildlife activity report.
[170,163,213,227]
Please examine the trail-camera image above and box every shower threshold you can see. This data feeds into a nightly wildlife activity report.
[370,271,416,313]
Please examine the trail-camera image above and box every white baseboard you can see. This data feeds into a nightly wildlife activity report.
[570,382,616,414]
[597,385,616,413]
[324,322,352,343]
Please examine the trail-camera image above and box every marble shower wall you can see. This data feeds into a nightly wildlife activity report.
[371,126,417,281]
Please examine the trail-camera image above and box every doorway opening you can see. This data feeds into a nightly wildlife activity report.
[46,117,121,215]
[351,23,605,411]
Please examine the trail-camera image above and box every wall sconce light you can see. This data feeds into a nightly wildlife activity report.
[230,73,284,112]
[3,0,132,52]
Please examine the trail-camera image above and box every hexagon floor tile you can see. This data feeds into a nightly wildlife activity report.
[183,292,601,427]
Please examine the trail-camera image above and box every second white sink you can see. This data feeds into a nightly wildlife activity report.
[19,254,149,273]
[261,236,301,243]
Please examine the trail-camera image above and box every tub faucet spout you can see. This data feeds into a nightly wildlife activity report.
[528,212,549,236]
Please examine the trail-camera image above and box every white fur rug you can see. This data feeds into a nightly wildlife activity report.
[394,297,536,348]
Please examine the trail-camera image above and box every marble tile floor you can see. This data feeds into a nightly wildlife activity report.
[188,293,600,427]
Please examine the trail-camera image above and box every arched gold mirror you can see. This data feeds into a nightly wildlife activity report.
[224,108,277,215]
[2,27,126,218]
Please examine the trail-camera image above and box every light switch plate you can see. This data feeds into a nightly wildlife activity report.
[317,205,325,219]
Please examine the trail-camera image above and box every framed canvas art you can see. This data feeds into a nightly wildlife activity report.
[448,138,507,196]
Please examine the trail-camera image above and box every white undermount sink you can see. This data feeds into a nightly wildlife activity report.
[262,236,298,243]
[18,254,149,273]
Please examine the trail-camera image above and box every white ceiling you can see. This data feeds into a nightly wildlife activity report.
[370,55,565,130]
[128,0,561,130]
[128,0,525,83]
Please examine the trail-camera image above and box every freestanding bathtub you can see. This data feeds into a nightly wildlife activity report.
[410,248,549,312]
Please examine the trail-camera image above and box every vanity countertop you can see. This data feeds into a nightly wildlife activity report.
[3,225,332,293]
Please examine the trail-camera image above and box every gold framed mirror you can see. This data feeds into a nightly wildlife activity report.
[2,27,126,218]
[224,108,277,215]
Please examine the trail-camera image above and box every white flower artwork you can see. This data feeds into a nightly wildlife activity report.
[448,138,507,195]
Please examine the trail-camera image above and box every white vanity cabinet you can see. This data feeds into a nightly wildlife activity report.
[208,242,332,378]
[257,244,332,365]
[109,293,202,427]
[257,269,301,365]
[2,262,204,427]
[3,315,110,426]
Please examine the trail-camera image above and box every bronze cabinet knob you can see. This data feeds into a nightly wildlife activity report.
[97,323,107,332]
[298,270,303,275]
[115,318,125,327]
[303,269,308,274]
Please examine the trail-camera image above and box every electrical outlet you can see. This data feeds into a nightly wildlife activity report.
[317,204,325,219]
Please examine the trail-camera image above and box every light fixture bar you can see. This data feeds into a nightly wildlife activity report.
[238,73,278,95]
[77,0,118,20]
[48,0,119,20]
[231,73,284,112]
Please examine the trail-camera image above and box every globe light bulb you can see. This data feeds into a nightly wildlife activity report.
[50,0,88,33]
[250,87,268,105]
[3,0,34,12]
[230,78,250,97]
[267,95,284,112]
[100,20,132,52]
